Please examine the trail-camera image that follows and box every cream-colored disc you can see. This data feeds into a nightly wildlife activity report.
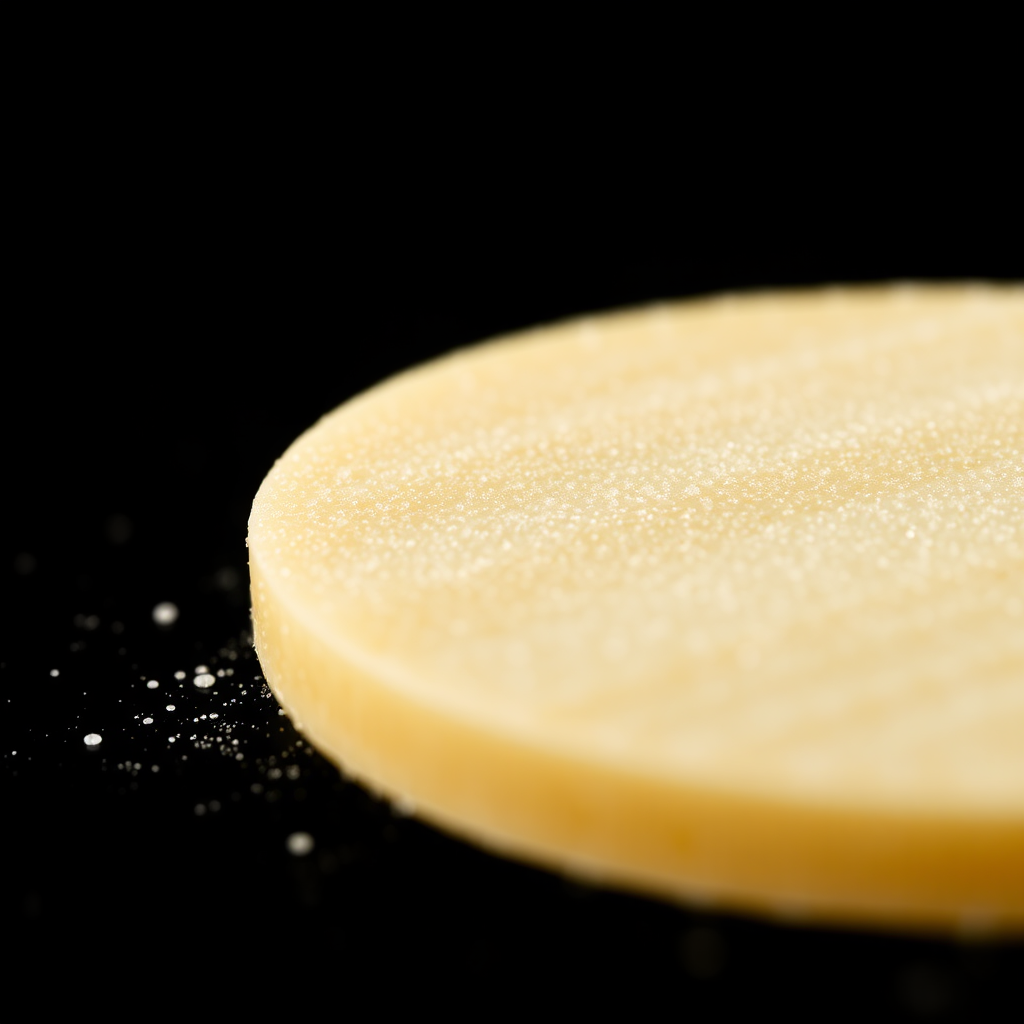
[248,284,1024,933]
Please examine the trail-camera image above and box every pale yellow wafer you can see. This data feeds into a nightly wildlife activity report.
[248,284,1024,933]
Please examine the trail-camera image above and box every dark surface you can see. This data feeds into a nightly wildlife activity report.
[7,52,1024,1017]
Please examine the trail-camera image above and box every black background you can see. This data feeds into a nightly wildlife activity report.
[5,30,1023,1018]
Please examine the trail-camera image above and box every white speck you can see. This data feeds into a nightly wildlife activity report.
[194,804,206,816]
[84,733,102,747]
[194,673,215,689]
[147,680,160,689]
[142,717,153,725]
[49,669,60,677]
[195,664,209,674]
[209,712,219,720]
[151,765,159,772]
[174,671,186,680]
[152,602,179,625]
[168,736,176,743]
[286,832,314,856]
[166,704,176,712]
